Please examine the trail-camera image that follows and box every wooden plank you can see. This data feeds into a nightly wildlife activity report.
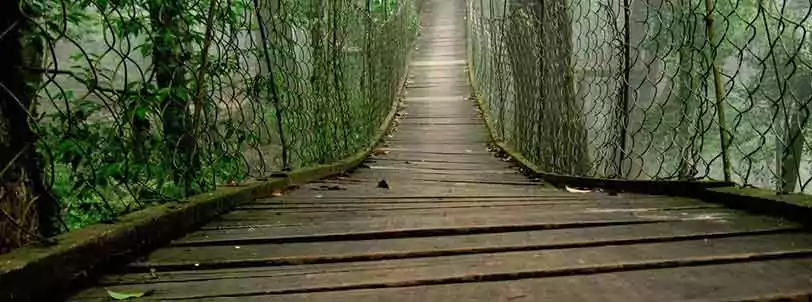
[195,209,696,233]
[387,129,490,136]
[204,207,733,230]
[97,258,812,301]
[342,173,532,183]
[305,178,540,186]
[376,147,492,154]
[232,204,718,214]
[228,197,717,213]
[212,204,723,223]
[403,96,469,102]
[125,217,798,271]
[70,233,812,300]
[355,166,520,174]
[360,160,513,171]
[393,127,488,133]
[369,153,498,163]
[391,113,480,119]
[409,60,466,67]
[400,106,477,115]
[388,129,488,136]
[405,76,469,84]
[352,166,521,176]
[264,188,561,199]
[254,194,689,204]
[387,134,491,142]
[170,208,740,246]
[238,196,713,210]
[272,184,557,196]
[396,121,484,126]
[257,191,695,204]
[400,99,474,107]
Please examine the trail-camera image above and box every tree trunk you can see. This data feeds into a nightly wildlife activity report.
[675,45,701,179]
[541,0,590,175]
[311,0,331,163]
[774,0,812,193]
[505,0,588,175]
[149,0,199,195]
[778,72,812,192]
[617,0,664,179]
[505,4,539,163]
[330,0,352,153]
[675,0,702,179]
[1,0,58,253]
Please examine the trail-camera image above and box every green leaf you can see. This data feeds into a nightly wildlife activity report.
[106,289,146,300]
[99,162,123,180]
[135,107,148,119]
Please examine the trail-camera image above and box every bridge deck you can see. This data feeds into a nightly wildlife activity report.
[68,0,812,301]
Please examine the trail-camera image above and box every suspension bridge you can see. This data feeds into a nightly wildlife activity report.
[3,0,812,300]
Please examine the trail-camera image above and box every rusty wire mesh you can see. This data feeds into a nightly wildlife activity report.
[0,0,418,252]
[468,0,812,193]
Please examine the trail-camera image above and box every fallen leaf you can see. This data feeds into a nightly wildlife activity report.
[107,289,148,300]
[373,149,389,156]
[565,186,592,193]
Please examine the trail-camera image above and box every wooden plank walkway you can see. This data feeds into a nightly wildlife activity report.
[68,0,812,300]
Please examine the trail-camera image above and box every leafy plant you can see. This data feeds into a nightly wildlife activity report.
[0,0,420,246]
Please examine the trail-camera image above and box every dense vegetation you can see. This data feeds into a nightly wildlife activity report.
[0,0,419,253]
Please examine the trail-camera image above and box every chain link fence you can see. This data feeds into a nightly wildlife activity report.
[0,0,419,253]
[468,0,812,192]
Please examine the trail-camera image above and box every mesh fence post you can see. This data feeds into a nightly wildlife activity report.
[703,0,731,182]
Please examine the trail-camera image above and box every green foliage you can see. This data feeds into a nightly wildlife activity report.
[16,0,419,235]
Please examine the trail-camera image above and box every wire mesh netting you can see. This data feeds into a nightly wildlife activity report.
[0,0,419,252]
[467,0,812,192]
